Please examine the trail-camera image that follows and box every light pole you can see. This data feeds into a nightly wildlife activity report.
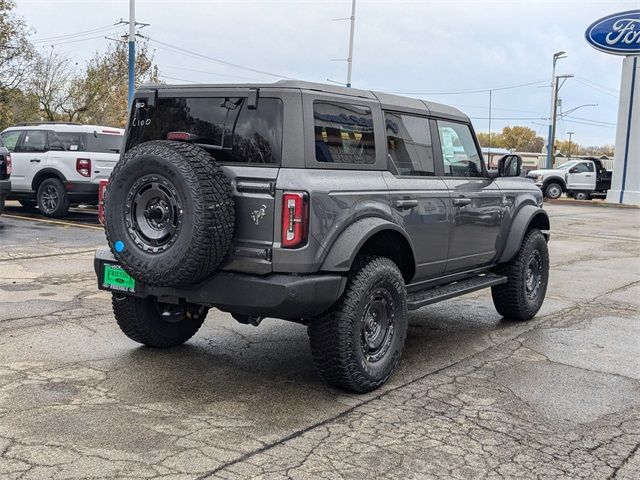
[128,0,136,107]
[567,131,575,158]
[346,0,356,88]
[550,73,573,168]
[546,51,567,168]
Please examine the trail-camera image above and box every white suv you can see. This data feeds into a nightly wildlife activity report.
[0,123,124,217]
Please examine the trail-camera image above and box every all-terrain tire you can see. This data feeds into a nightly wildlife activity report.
[309,256,408,393]
[105,141,234,287]
[37,177,70,218]
[491,228,549,321]
[544,182,563,199]
[112,294,207,348]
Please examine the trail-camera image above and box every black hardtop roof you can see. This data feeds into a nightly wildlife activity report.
[139,79,468,122]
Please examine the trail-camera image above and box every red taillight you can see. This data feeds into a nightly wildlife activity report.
[281,192,309,248]
[98,179,108,226]
[167,131,195,141]
[5,154,11,176]
[76,158,91,178]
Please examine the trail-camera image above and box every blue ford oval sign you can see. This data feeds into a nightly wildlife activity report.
[585,10,640,55]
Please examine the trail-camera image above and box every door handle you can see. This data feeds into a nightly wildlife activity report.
[585,175,592,177]
[30,158,41,163]
[395,199,418,210]
[452,197,472,206]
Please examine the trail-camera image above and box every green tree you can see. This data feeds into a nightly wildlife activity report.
[68,41,159,126]
[500,126,544,152]
[0,0,34,129]
[476,132,504,149]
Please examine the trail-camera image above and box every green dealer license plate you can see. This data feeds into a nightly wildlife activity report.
[103,264,135,292]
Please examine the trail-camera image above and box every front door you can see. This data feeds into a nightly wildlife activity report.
[435,120,503,272]
[382,112,450,280]
[566,161,596,190]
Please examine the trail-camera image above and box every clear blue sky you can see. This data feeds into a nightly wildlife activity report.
[16,0,635,147]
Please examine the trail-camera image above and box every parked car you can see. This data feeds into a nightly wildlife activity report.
[0,123,124,217]
[527,157,612,200]
[95,81,550,393]
[0,136,11,215]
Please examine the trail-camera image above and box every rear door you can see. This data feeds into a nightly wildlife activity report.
[382,112,450,279]
[566,161,596,191]
[436,120,503,272]
[127,89,285,275]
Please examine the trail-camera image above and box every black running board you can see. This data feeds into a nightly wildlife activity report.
[407,273,507,311]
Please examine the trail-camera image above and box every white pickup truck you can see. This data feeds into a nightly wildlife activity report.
[0,123,123,217]
[527,157,612,201]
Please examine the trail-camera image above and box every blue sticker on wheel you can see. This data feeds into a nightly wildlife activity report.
[114,240,125,253]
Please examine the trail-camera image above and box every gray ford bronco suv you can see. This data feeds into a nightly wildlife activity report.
[95,80,550,393]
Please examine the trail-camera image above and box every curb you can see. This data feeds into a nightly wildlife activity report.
[545,198,640,209]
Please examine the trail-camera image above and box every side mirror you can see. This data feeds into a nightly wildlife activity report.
[498,156,522,177]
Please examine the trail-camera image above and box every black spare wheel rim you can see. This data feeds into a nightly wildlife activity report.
[41,184,59,214]
[525,249,542,300]
[361,287,395,363]
[125,174,182,254]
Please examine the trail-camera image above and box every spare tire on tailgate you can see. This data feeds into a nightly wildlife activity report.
[105,140,235,287]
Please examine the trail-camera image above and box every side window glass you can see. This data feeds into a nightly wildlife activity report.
[47,132,65,151]
[313,101,375,164]
[437,121,483,177]
[573,163,590,173]
[21,131,47,153]
[586,162,594,172]
[384,112,434,176]
[1,131,22,152]
[57,132,87,152]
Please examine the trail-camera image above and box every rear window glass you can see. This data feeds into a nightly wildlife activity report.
[314,101,375,164]
[87,132,123,154]
[54,132,87,151]
[126,96,283,164]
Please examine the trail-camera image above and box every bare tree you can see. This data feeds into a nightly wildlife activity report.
[29,48,76,121]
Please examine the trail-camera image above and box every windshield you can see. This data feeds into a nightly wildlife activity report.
[556,161,579,170]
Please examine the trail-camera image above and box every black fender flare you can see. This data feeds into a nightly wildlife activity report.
[498,205,550,263]
[321,217,416,272]
[31,168,67,192]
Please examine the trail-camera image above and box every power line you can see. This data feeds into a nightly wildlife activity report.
[158,75,198,84]
[32,24,120,43]
[34,33,122,47]
[573,78,619,98]
[381,79,548,95]
[156,64,265,83]
[144,35,294,80]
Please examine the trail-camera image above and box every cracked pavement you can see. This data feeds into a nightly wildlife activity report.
[0,203,638,479]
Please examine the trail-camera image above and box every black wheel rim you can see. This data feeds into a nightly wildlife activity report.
[361,287,395,363]
[41,185,59,213]
[125,174,182,253]
[525,250,543,300]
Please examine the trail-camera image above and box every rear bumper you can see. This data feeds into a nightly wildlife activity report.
[94,249,346,320]
[66,181,98,202]
[0,180,10,203]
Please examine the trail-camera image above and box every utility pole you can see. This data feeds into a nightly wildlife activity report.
[567,131,574,158]
[128,0,136,107]
[549,74,573,168]
[488,89,493,167]
[546,51,566,168]
[346,0,356,87]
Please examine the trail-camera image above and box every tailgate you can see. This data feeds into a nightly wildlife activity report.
[219,165,279,275]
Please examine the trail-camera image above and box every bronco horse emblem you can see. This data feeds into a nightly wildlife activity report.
[251,205,267,226]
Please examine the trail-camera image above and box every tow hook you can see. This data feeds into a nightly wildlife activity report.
[232,314,264,327]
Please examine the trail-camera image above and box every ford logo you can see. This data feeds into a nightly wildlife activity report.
[585,10,640,55]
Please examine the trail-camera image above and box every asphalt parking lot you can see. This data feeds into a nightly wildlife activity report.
[0,202,638,479]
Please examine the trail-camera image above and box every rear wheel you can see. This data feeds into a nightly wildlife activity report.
[309,256,407,393]
[37,178,70,218]
[544,182,563,199]
[112,294,207,347]
[491,228,549,321]
[574,191,590,201]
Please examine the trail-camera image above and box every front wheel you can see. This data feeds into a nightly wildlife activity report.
[37,178,70,217]
[112,294,207,348]
[309,256,408,393]
[491,229,549,321]
[544,182,563,199]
